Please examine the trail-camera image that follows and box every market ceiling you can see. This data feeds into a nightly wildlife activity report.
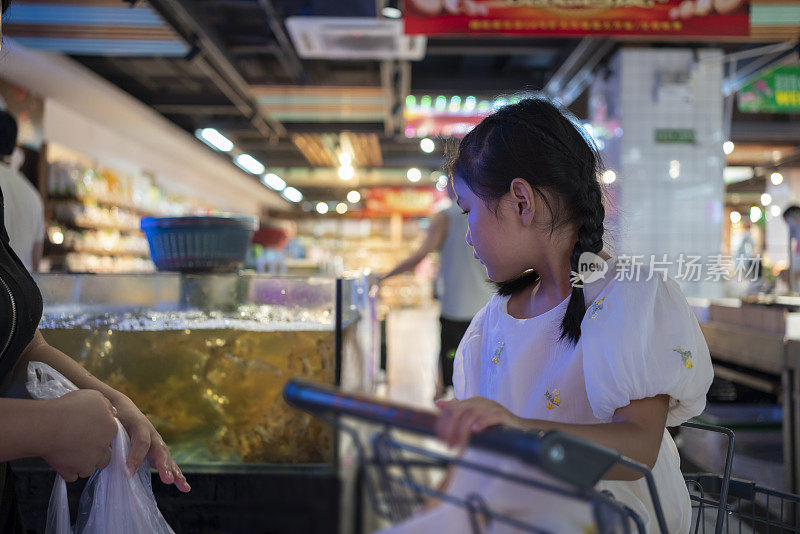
[3,0,799,199]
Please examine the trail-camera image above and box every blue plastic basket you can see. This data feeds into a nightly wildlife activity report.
[141,216,258,272]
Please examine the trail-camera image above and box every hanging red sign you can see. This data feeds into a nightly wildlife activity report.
[403,0,750,37]
[362,187,446,218]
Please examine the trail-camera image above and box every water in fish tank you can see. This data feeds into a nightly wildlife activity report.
[40,306,339,465]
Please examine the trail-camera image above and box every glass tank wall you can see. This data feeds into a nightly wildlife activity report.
[35,273,376,467]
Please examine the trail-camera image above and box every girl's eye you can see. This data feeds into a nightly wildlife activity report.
[461,209,469,215]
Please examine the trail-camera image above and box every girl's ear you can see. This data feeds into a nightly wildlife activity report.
[509,178,535,226]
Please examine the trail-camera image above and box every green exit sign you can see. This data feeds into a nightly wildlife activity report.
[655,129,695,143]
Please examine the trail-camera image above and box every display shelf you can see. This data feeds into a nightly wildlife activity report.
[48,193,154,217]
[50,201,143,233]
[47,252,155,274]
[42,145,219,274]
[45,244,150,259]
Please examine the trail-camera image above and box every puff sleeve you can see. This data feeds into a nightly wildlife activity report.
[452,304,488,400]
[582,276,713,427]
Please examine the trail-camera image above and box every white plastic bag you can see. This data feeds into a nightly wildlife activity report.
[26,361,175,534]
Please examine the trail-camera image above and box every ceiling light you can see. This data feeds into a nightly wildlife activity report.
[723,166,754,184]
[316,202,329,214]
[420,138,435,153]
[196,128,234,152]
[434,96,447,111]
[669,160,680,180]
[730,211,741,224]
[449,96,461,112]
[601,169,617,184]
[262,173,286,191]
[464,96,477,112]
[771,172,784,185]
[381,6,402,18]
[761,193,772,207]
[771,204,782,217]
[336,203,348,214]
[347,190,361,203]
[338,165,355,181]
[338,152,352,166]
[750,206,762,223]
[723,141,734,155]
[234,154,265,175]
[407,168,422,182]
[282,187,303,203]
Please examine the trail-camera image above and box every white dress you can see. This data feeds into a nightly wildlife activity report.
[448,258,714,533]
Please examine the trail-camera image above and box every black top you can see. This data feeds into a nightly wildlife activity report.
[0,185,43,384]
[0,185,41,531]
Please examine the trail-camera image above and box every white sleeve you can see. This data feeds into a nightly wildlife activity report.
[452,304,488,400]
[582,276,713,426]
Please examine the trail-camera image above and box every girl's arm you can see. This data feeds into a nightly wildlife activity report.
[12,330,191,492]
[435,395,669,481]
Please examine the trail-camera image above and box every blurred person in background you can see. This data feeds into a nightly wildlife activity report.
[783,205,800,293]
[0,110,44,272]
[381,184,494,399]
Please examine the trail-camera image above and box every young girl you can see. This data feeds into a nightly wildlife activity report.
[430,97,713,532]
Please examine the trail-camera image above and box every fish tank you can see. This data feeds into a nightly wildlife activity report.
[34,272,378,467]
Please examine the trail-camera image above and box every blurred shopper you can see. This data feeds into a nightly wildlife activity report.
[381,186,493,398]
[783,205,800,293]
[0,111,44,271]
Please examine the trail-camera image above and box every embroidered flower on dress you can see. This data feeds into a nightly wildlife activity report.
[590,297,606,319]
[673,346,694,368]
[545,389,561,410]
[491,341,504,365]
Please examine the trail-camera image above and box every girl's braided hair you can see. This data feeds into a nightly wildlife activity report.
[446,96,605,345]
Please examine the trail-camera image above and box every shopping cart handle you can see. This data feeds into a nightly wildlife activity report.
[283,379,621,489]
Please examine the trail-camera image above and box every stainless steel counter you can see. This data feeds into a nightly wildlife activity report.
[699,299,800,492]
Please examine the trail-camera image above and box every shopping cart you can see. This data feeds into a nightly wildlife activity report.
[681,422,800,533]
[283,379,800,534]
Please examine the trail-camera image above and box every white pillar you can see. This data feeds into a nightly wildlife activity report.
[591,48,726,298]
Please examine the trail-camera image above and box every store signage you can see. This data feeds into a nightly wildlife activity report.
[655,128,695,143]
[738,66,800,113]
[404,94,499,138]
[363,187,445,217]
[404,0,750,37]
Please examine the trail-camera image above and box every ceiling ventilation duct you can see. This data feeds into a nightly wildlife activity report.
[285,17,426,61]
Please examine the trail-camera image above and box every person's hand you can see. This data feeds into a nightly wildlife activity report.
[42,389,118,482]
[112,394,191,493]
[370,272,386,287]
[434,396,521,450]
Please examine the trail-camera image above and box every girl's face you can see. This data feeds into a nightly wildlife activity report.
[452,176,531,283]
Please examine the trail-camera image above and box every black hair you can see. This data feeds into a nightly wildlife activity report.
[784,205,800,221]
[446,96,604,345]
[0,110,17,156]
[2,0,9,15]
